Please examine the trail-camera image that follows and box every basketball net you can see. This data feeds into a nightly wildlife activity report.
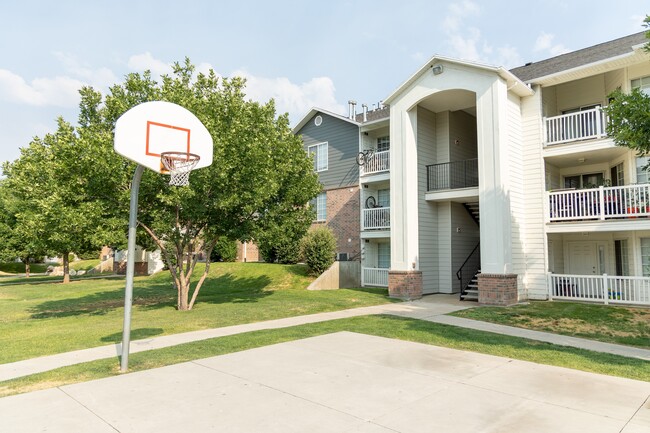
[160,152,201,186]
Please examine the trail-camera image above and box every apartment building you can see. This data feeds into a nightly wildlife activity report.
[294,31,650,306]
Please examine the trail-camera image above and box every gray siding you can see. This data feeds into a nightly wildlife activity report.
[298,112,359,189]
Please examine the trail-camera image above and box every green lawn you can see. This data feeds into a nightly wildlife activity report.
[0,262,395,364]
[2,314,649,398]
[0,262,52,274]
[451,301,650,349]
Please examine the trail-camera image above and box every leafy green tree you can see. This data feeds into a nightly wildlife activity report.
[301,227,337,275]
[76,60,320,310]
[2,120,102,282]
[603,15,650,153]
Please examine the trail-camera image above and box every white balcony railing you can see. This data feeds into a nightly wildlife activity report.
[362,207,390,230]
[544,107,607,146]
[361,150,390,175]
[362,267,389,287]
[548,184,650,222]
[549,273,650,305]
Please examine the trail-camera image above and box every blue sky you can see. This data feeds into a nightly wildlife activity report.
[0,0,648,167]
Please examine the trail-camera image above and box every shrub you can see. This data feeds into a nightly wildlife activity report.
[301,227,336,275]
[259,238,301,264]
[211,238,237,262]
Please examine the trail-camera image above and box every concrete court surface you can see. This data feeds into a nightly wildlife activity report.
[1,332,649,433]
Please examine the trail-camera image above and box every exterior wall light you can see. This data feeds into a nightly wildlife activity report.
[432,65,444,75]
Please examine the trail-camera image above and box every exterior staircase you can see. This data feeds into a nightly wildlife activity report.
[460,270,481,301]
[462,202,480,226]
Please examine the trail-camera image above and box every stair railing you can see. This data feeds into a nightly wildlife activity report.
[456,242,481,299]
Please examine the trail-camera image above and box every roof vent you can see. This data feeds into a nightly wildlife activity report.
[525,62,533,66]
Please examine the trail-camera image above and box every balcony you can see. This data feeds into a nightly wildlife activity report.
[362,207,390,230]
[362,267,389,287]
[548,184,650,222]
[549,273,650,306]
[544,107,607,146]
[426,159,478,191]
[361,150,390,175]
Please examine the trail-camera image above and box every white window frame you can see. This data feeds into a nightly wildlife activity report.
[632,75,650,96]
[377,242,391,269]
[376,136,390,152]
[308,142,328,172]
[314,192,327,222]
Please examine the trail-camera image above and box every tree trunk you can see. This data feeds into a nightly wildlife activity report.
[62,252,70,284]
[24,260,30,278]
[177,275,190,310]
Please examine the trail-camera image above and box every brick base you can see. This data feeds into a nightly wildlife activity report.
[388,270,423,300]
[114,262,148,276]
[478,273,518,306]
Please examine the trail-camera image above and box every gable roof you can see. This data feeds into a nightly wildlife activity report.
[383,55,532,105]
[292,107,359,134]
[510,31,648,83]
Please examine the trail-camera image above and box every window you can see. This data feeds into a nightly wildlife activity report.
[313,192,326,221]
[642,238,650,277]
[377,243,391,269]
[376,136,390,152]
[611,163,624,187]
[632,76,650,96]
[377,189,390,207]
[614,240,629,276]
[564,173,604,189]
[637,157,650,184]
[308,142,328,172]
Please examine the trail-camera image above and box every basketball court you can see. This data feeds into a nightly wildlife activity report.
[1,332,648,432]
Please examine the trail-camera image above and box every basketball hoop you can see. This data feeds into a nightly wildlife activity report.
[160,152,201,186]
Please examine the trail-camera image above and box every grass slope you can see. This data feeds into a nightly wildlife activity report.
[0,262,394,364]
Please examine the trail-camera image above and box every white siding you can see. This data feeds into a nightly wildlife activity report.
[417,106,439,293]
[545,163,561,190]
[542,86,557,117]
[520,86,549,299]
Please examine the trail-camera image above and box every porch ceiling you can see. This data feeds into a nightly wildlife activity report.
[544,141,627,168]
[418,89,476,115]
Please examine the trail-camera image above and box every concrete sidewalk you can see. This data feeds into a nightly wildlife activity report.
[1,294,649,382]
[1,332,649,433]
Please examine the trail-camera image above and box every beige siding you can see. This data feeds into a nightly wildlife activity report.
[435,111,450,163]
[627,63,650,82]
[545,163,561,190]
[556,75,606,111]
[437,202,452,291]
[449,111,478,162]
[417,106,439,294]
[520,87,548,299]
[541,86,557,117]
[450,202,480,293]
[605,69,625,95]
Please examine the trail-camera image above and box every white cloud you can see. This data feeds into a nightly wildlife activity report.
[534,32,570,57]
[441,0,522,68]
[232,70,345,122]
[0,69,83,107]
[127,52,172,77]
[52,52,119,89]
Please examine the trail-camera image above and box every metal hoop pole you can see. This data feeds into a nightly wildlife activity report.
[120,164,144,372]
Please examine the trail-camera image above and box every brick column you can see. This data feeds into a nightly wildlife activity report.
[388,270,423,300]
[478,273,518,306]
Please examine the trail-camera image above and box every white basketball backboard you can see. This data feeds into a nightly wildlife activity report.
[114,101,213,173]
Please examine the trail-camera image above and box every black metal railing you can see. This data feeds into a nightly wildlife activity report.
[426,159,478,191]
[456,242,480,299]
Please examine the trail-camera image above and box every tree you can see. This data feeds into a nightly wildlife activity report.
[0,182,50,277]
[301,227,337,275]
[77,61,320,310]
[603,15,650,153]
[2,119,102,282]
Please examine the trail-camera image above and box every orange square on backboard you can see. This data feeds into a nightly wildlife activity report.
[145,121,191,157]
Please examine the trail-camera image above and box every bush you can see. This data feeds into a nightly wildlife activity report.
[259,238,301,264]
[211,238,237,262]
[301,227,336,276]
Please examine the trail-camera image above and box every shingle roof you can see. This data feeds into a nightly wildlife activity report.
[510,31,647,82]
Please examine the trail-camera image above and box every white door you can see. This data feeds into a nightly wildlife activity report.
[567,242,598,275]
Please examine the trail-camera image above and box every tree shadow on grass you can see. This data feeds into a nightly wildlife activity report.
[100,327,165,343]
[29,273,273,318]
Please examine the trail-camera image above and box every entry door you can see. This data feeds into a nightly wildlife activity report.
[567,242,598,275]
